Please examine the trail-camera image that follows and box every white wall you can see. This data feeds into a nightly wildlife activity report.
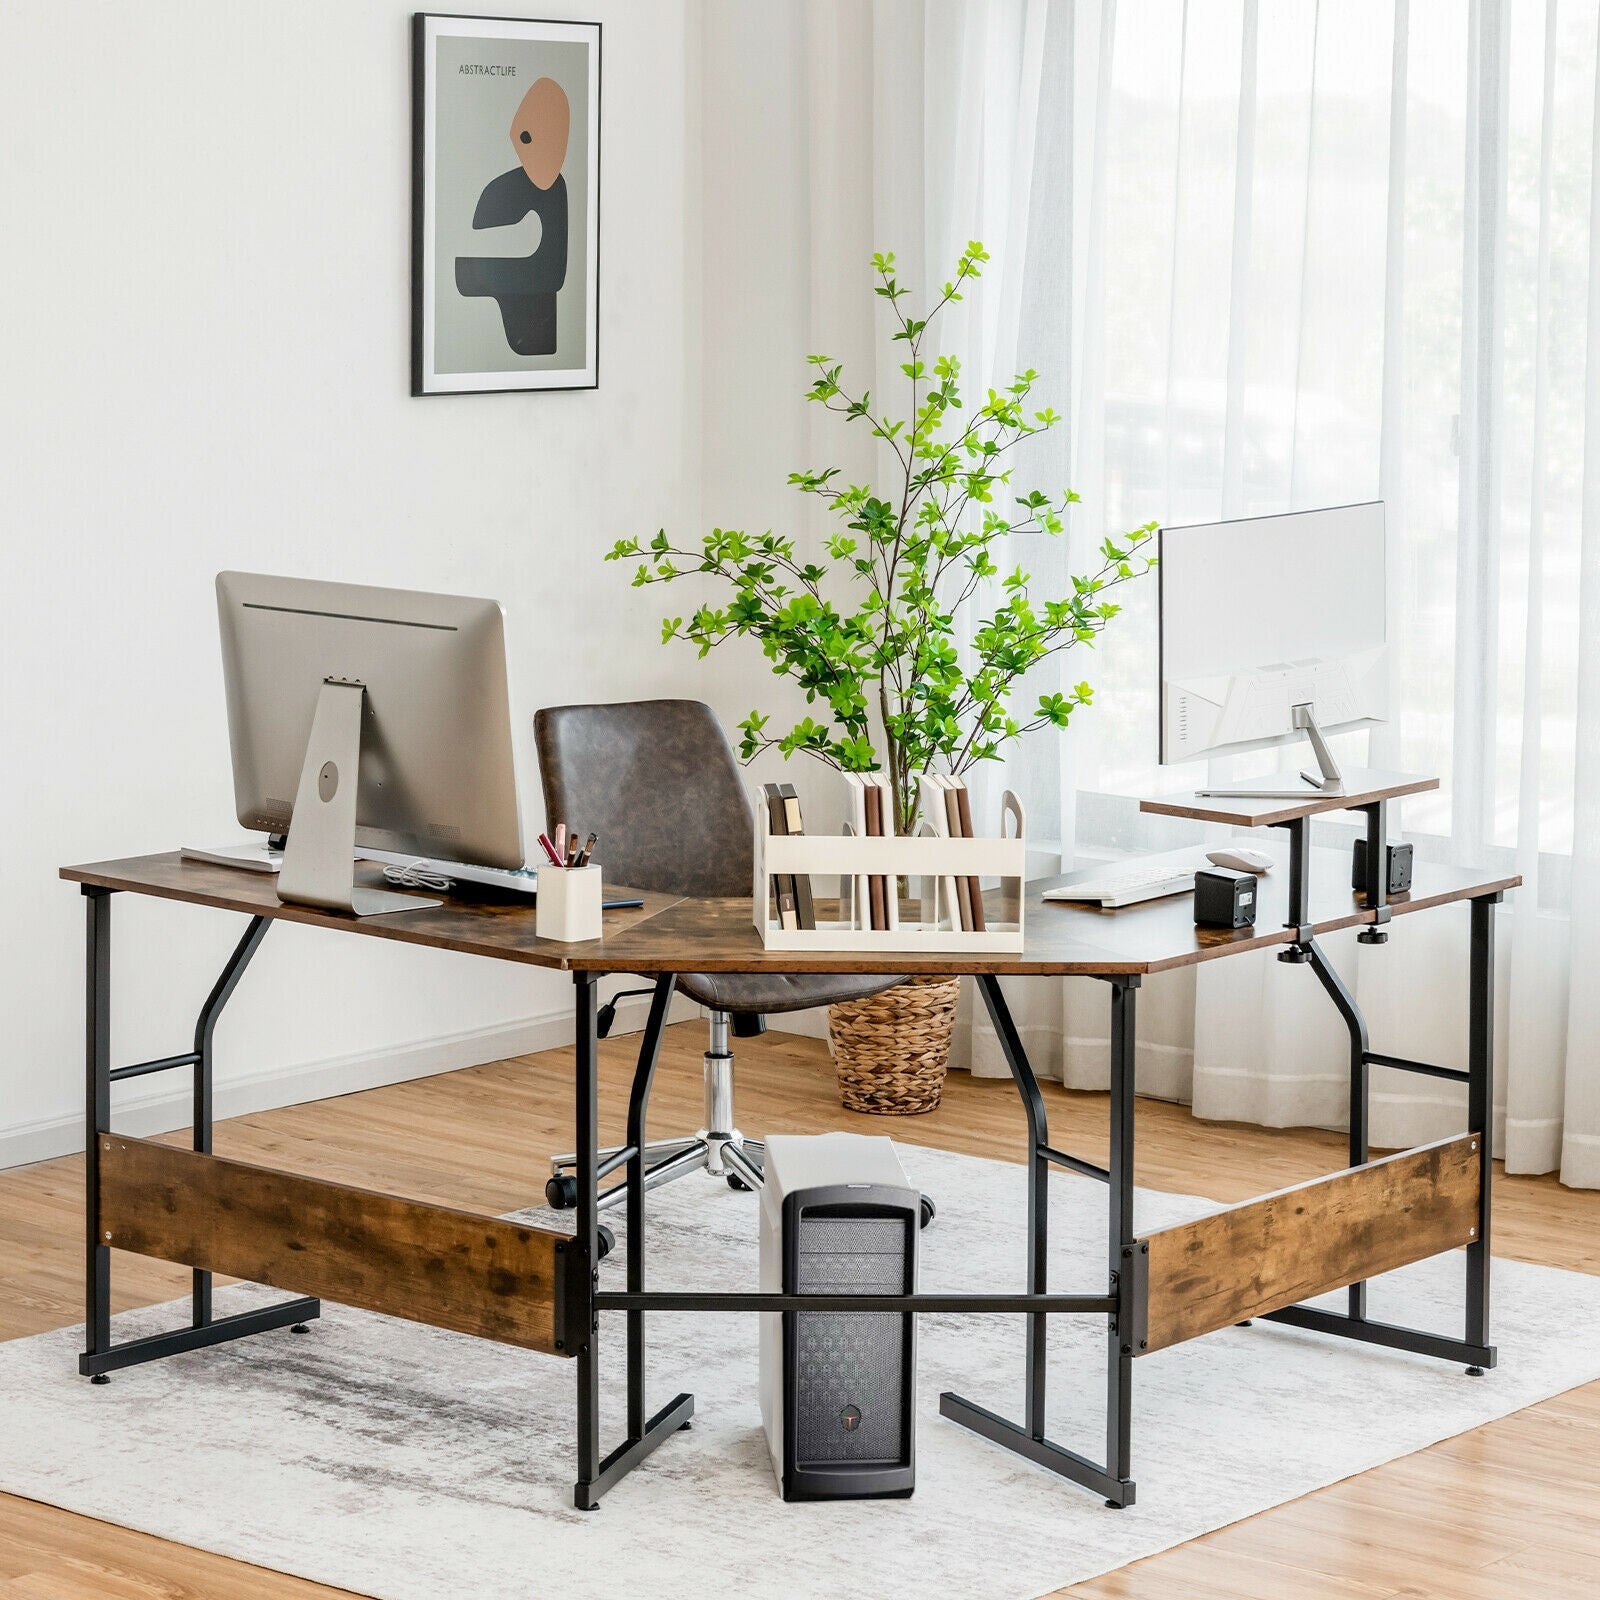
[0,0,718,1163]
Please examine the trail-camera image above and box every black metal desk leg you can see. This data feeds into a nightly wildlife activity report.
[190,915,270,1329]
[975,974,1051,1437]
[573,971,603,1507]
[940,975,1135,1507]
[1106,977,1138,1499]
[626,973,677,1437]
[1260,912,1496,1371]
[571,971,693,1510]
[83,888,112,1380]
[78,901,317,1382]
[1466,894,1497,1368]
[1305,939,1371,1320]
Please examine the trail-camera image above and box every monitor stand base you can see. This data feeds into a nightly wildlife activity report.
[1196,703,1346,800]
[276,678,443,917]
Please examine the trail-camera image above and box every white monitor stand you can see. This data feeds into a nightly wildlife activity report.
[1195,703,1346,800]
[276,679,442,916]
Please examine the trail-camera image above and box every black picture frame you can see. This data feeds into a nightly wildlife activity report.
[411,12,601,396]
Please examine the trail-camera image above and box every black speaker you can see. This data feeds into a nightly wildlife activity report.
[760,1136,918,1500]
[1352,837,1413,895]
[1193,866,1258,928]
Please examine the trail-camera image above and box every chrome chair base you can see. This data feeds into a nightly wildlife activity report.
[547,1012,765,1214]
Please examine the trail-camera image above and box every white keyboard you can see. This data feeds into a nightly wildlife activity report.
[182,841,541,895]
[1044,849,1211,909]
[362,849,538,894]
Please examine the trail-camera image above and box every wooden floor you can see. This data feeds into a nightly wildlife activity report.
[1,1019,1596,1599]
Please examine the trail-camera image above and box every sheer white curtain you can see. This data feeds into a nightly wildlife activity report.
[698,0,1600,1185]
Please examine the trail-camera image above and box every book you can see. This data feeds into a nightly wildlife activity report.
[952,778,986,933]
[919,773,963,932]
[842,772,870,930]
[873,773,900,930]
[777,782,816,930]
[763,782,800,930]
[864,781,888,931]
[941,778,974,931]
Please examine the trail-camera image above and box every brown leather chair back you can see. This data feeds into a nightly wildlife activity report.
[533,700,755,898]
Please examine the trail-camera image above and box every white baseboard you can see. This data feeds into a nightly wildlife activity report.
[767,1007,830,1040]
[0,990,699,1172]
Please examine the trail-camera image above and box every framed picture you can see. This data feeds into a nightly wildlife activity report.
[412,13,600,395]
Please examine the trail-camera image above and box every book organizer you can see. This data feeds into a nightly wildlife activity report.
[752,776,1027,952]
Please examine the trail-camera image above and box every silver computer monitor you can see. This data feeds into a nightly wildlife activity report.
[216,572,523,914]
[1158,502,1387,797]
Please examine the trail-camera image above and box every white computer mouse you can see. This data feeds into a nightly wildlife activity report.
[1207,844,1274,874]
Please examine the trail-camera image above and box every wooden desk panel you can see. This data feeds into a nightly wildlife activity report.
[1138,1133,1482,1353]
[98,1134,571,1356]
[58,853,676,971]
[62,849,1518,978]
[562,845,1513,975]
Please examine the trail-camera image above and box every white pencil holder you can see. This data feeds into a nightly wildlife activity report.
[536,865,603,942]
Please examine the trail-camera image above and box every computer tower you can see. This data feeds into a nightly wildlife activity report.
[759,1133,918,1501]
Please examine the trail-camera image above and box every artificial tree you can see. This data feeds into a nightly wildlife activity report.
[608,241,1157,836]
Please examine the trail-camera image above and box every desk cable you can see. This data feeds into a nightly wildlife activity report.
[381,860,455,892]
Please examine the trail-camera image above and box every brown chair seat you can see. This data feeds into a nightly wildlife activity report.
[674,969,902,1016]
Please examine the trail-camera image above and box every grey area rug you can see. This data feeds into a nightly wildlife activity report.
[3,1142,1599,1600]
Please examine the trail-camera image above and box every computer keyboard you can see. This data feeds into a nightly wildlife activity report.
[1043,849,1211,909]
[180,842,541,894]
[361,850,539,894]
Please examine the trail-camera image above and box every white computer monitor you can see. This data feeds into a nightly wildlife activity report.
[1158,502,1387,797]
[216,572,524,915]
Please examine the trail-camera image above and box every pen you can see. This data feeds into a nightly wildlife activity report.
[565,835,582,867]
[577,832,598,867]
[553,822,566,862]
[537,832,564,868]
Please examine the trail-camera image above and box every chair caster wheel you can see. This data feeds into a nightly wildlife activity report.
[1104,1498,1124,1510]
[546,1174,577,1210]
[291,1323,312,1334]
[597,1224,615,1260]
[90,1373,110,1386]
[726,1173,752,1192]
[679,1419,693,1431]
[919,1195,936,1230]
[1466,1365,1485,1377]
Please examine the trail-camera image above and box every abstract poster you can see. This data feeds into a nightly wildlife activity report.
[412,14,600,394]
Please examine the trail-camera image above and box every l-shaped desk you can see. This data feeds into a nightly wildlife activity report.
[61,772,1516,1511]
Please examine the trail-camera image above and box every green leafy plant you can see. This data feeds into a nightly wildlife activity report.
[608,242,1157,836]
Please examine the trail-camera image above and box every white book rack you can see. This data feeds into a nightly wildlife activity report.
[753,785,1027,953]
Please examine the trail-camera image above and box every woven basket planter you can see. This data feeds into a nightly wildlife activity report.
[827,975,961,1116]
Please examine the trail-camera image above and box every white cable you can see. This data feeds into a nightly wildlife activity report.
[382,860,454,892]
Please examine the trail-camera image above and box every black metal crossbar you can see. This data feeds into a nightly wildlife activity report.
[1364,1050,1471,1083]
[108,1051,200,1083]
[594,1291,1117,1315]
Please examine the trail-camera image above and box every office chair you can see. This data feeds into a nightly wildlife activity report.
[535,699,909,1214]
